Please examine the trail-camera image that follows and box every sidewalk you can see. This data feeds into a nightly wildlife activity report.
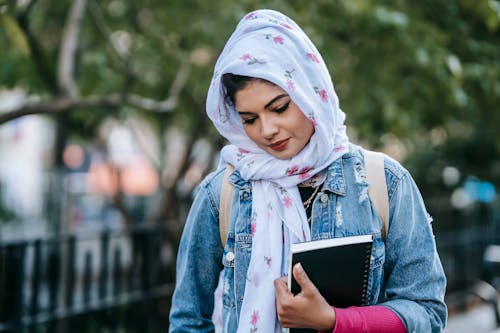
[445,303,500,333]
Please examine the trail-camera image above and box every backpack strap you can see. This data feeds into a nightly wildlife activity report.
[219,164,235,248]
[364,149,390,241]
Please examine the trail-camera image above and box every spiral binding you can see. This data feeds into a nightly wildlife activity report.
[360,243,372,305]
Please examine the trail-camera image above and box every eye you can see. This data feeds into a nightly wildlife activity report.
[274,101,290,114]
[242,117,257,125]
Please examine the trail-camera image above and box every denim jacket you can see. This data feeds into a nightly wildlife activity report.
[169,144,447,333]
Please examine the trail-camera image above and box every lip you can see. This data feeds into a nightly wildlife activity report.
[268,138,290,151]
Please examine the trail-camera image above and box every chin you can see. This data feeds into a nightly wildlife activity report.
[268,150,295,160]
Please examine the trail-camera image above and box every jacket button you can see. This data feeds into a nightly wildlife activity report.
[226,251,235,263]
[320,193,328,203]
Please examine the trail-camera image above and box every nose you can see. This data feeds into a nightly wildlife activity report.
[260,116,279,140]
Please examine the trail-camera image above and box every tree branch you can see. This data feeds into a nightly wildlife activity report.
[0,95,116,124]
[164,58,190,108]
[126,57,190,113]
[58,0,87,98]
[0,51,191,125]
[0,90,186,125]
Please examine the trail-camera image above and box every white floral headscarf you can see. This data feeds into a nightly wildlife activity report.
[207,9,349,332]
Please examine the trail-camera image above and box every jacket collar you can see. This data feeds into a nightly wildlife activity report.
[322,156,347,196]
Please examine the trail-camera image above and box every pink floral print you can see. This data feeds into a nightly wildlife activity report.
[250,310,259,333]
[286,165,299,176]
[240,53,266,65]
[284,69,295,90]
[245,12,257,20]
[238,147,250,161]
[250,212,258,237]
[285,164,311,178]
[240,53,252,61]
[314,86,329,102]
[319,90,329,102]
[306,112,317,127]
[299,166,312,180]
[334,145,346,153]
[273,35,284,44]
[251,310,260,328]
[282,195,292,208]
[265,33,285,44]
[306,52,320,63]
[251,222,257,236]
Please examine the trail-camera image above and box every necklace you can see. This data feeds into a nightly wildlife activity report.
[298,171,327,188]
[302,185,322,211]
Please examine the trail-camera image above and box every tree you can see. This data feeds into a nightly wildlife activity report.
[1,0,499,232]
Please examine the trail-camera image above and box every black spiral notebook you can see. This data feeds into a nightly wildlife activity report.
[286,234,373,333]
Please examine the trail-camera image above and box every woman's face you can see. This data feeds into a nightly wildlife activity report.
[234,80,315,160]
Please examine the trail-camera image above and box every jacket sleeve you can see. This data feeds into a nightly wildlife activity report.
[381,169,448,333]
[169,180,224,332]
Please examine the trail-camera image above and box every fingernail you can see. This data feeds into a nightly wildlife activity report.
[295,262,303,272]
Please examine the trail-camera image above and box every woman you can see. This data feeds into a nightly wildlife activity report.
[169,9,447,333]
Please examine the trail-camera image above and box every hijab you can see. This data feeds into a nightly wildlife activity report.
[206,9,349,332]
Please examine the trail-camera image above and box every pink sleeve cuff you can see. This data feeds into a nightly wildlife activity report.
[319,305,406,333]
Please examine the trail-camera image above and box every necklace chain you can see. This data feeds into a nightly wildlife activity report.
[302,185,322,211]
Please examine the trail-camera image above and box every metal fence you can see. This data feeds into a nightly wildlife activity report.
[0,224,177,333]
[436,220,500,326]
[1,201,500,332]
[431,198,500,313]
[438,224,497,291]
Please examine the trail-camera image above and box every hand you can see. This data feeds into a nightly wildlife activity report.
[274,263,336,331]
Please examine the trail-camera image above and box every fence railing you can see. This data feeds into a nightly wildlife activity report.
[436,215,500,316]
[1,212,500,332]
[0,224,177,333]
[438,224,497,292]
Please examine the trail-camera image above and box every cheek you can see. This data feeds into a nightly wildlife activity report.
[243,126,260,143]
[297,116,315,140]
[304,124,315,142]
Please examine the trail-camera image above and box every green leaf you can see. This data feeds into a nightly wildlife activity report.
[1,13,30,57]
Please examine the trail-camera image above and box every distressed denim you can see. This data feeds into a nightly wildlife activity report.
[169,144,447,333]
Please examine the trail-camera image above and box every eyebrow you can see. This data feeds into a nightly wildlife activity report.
[237,93,289,114]
[264,94,289,109]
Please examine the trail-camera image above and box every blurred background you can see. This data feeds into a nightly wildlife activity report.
[0,0,499,332]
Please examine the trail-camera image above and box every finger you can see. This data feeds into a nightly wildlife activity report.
[293,263,318,294]
[274,277,291,299]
